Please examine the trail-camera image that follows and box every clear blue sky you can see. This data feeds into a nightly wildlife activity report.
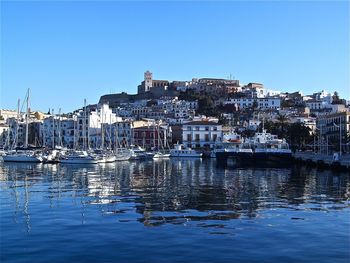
[1,1,349,112]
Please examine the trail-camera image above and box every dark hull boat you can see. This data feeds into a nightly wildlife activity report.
[216,130,292,168]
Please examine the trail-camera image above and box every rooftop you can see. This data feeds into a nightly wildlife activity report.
[183,121,220,126]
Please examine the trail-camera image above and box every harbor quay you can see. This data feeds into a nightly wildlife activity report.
[293,152,350,171]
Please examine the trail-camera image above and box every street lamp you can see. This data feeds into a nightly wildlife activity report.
[333,117,342,156]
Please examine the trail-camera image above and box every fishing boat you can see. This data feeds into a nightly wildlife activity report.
[170,144,202,158]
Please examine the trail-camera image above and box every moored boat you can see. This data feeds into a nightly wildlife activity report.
[3,150,43,163]
[170,144,202,158]
[153,152,170,159]
[60,150,98,164]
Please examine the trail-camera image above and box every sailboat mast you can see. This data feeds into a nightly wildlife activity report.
[83,99,86,150]
[153,121,156,149]
[114,123,117,151]
[24,89,30,148]
[13,98,20,149]
[109,114,112,149]
[58,108,62,147]
[101,107,104,149]
[73,116,76,150]
[52,109,55,149]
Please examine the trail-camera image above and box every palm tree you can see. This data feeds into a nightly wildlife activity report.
[276,114,289,134]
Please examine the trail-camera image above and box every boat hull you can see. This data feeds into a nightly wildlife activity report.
[254,152,293,167]
[216,151,292,168]
[153,153,170,159]
[170,153,202,158]
[2,155,42,163]
[60,159,98,164]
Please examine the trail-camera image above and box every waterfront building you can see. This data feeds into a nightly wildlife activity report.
[5,117,43,148]
[182,121,222,149]
[0,123,9,147]
[132,123,172,150]
[41,117,75,148]
[316,109,350,153]
[75,104,120,149]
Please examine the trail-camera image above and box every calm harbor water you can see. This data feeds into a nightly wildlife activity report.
[0,159,349,263]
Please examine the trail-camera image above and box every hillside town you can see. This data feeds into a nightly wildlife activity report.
[1,70,349,158]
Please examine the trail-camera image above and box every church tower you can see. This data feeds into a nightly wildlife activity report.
[144,70,153,92]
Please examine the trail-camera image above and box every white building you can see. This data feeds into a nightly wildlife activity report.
[76,104,120,148]
[290,116,317,134]
[42,117,76,148]
[0,109,22,121]
[0,123,9,147]
[248,119,261,130]
[182,121,222,149]
[305,100,332,111]
[224,97,281,110]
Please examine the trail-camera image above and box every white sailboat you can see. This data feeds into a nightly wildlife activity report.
[3,89,43,163]
[59,99,98,164]
[94,112,116,163]
[153,122,170,159]
[60,150,98,164]
[129,145,154,160]
[114,122,131,161]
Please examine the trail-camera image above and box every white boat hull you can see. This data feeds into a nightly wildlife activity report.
[153,153,170,159]
[3,155,43,163]
[170,152,202,158]
[60,158,98,164]
[170,148,202,158]
[96,156,117,163]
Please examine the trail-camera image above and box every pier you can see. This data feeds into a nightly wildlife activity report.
[293,152,350,171]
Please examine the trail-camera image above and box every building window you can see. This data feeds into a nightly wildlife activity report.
[195,134,200,141]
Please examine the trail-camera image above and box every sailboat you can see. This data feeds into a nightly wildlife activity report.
[114,122,131,161]
[153,122,170,159]
[3,89,43,163]
[94,113,116,163]
[59,99,98,164]
[60,150,98,164]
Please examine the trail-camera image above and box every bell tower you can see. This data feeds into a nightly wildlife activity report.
[144,70,153,92]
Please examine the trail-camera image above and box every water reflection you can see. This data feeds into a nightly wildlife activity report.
[0,160,349,230]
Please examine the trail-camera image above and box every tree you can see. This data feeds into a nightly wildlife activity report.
[287,123,312,151]
[276,114,289,134]
[332,92,341,104]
